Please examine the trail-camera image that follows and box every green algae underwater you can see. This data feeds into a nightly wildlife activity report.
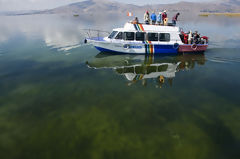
[0,15,240,159]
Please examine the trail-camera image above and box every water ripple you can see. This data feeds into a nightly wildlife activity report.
[207,56,240,64]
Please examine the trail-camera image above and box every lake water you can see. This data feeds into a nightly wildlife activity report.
[0,14,240,159]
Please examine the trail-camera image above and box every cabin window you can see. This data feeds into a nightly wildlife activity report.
[159,33,170,42]
[125,32,135,41]
[115,32,123,39]
[136,32,145,41]
[148,33,158,41]
[108,31,118,39]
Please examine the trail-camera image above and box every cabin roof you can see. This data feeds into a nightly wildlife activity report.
[114,22,180,32]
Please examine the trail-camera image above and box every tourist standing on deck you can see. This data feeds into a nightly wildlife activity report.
[157,12,162,25]
[193,31,200,44]
[144,11,150,24]
[172,13,180,26]
[132,17,139,24]
[188,30,193,44]
[151,11,157,25]
[162,10,167,22]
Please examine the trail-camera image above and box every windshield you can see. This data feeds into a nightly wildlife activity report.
[108,31,118,39]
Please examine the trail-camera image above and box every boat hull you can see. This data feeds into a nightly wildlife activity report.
[88,38,208,54]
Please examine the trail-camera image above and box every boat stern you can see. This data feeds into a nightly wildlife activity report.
[179,44,208,53]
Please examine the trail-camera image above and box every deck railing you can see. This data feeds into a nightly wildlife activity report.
[82,29,110,40]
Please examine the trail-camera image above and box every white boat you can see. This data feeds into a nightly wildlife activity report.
[86,22,208,54]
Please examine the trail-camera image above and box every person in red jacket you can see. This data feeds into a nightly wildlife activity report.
[162,10,167,22]
[184,33,188,44]
[201,36,209,44]
[172,13,180,26]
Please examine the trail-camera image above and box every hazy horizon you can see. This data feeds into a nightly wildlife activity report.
[0,0,216,12]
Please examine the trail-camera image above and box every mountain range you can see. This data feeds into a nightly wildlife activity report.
[2,0,240,18]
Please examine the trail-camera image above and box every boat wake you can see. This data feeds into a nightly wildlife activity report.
[0,49,4,56]
[208,56,240,63]
[205,48,240,64]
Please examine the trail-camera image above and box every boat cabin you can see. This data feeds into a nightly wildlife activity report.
[105,22,183,44]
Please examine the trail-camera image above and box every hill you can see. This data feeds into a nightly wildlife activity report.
[2,0,240,19]
[44,0,240,16]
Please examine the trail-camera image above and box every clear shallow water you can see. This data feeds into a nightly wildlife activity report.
[0,15,240,159]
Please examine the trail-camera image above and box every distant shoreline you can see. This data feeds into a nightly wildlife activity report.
[199,13,240,17]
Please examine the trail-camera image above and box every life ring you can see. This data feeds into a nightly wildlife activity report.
[191,44,198,50]
[173,43,179,50]
[123,44,130,49]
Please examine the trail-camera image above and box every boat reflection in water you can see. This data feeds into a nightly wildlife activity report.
[86,53,206,87]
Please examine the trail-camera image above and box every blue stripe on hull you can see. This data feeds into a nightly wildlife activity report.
[154,45,178,54]
[95,44,179,54]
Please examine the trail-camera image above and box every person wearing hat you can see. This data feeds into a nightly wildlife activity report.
[151,11,157,25]
[162,10,167,22]
[144,11,150,24]
[157,11,162,25]
[172,13,180,26]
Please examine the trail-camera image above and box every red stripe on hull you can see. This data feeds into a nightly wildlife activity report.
[179,44,208,53]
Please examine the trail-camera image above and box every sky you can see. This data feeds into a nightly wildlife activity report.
[0,0,216,11]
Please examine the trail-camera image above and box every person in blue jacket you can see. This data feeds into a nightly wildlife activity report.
[151,11,157,25]
[157,12,162,25]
